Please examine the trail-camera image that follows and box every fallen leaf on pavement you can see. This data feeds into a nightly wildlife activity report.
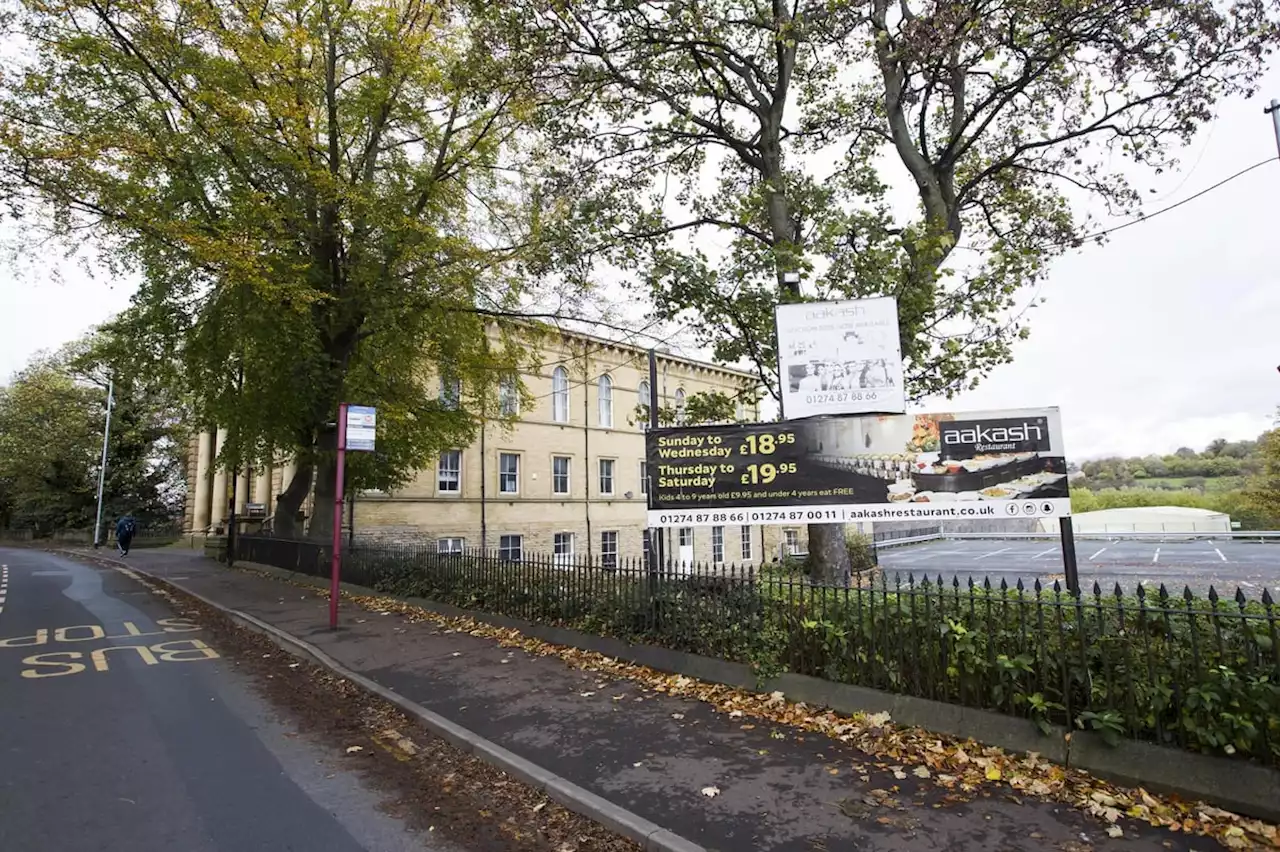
[345,745,363,754]
[251,573,1280,850]
[701,786,720,798]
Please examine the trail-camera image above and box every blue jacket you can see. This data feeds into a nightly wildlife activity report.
[116,517,136,539]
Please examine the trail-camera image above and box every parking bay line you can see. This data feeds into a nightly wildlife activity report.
[1032,547,1058,560]
[973,547,1013,561]
[1089,547,1107,561]
[1153,548,1160,564]
[1214,548,1228,563]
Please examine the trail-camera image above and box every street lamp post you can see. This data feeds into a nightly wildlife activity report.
[92,378,114,548]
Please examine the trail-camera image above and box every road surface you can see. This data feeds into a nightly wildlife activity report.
[879,538,1280,595]
[0,548,448,852]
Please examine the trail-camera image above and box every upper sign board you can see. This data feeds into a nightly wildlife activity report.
[345,405,377,452]
[775,297,905,419]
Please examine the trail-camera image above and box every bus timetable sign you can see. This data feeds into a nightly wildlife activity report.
[345,405,377,452]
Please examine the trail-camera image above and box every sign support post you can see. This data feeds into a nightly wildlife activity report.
[1059,516,1080,595]
[329,403,376,630]
[646,349,663,582]
[330,403,347,630]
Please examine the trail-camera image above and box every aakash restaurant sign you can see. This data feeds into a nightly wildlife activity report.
[938,416,1052,459]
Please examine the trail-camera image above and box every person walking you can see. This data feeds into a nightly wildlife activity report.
[115,513,137,557]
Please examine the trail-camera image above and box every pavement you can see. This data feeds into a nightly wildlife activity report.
[75,546,1238,852]
[0,547,451,852]
[879,538,1280,596]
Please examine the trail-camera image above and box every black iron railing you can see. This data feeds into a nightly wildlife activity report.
[234,534,1280,766]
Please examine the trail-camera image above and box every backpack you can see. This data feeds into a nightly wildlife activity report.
[122,518,137,536]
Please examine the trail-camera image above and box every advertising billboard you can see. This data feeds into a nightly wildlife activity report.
[775,296,905,418]
[646,407,1069,528]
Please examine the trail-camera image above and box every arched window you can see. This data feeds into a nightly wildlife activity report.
[637,380,651,428]
[551,366,569,423]
[675,388,687,425]
[597,374,613,428]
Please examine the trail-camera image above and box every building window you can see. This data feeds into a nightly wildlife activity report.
[499,534,523,562]
[552,455,571,495]
[711,525,724,564]
[437,450,461,493]
[740,525,753,561]
[554,531,574,565]
[499,452,519,495]
[598,374,613,428]
[499,375,519,417]
[736,397,748,422]
[437,537,465,555]
[600,530,618,569]
[637,380,650,429]
[552,366,569,423]
[639,461,647,495]
[678,527,693,547]
[783,529,800,555]
[674,388,687,424]
[440,374,461,410]
[598,458,614,495]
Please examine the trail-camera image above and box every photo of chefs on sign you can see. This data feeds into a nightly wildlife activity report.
[646,407,1070,528]
[775,296,906,419]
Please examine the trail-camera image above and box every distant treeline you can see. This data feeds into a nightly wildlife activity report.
[1074,438,1263,491]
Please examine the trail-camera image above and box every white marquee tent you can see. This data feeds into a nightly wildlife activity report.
[1041,506,1231,535]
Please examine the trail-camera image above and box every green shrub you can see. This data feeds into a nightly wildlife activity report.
[359,550,1280,766]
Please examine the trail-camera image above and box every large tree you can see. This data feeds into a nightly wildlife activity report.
[0,331,185,535]
[0,356,103,534]
[1244,419,1280,521]
[0,0,584,538]
[514,0,1277,583]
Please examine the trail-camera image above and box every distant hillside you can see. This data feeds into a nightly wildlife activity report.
[1068,433,1279,530]
[1072,438,1263,493]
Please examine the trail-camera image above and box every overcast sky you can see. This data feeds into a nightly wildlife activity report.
[1,68,1277,462]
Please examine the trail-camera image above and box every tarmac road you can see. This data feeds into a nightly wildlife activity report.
[0,548,450,852]
[878,538,1280,596]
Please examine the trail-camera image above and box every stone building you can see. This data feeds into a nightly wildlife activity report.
[183,326,803,566]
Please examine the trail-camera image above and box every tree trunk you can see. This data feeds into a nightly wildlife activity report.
[807,522,852,586]
[274,461,314,539]
[306,426,339,541]
[309,453,336,541]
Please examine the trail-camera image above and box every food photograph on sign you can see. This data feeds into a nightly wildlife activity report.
[806,408,1069,506]
[775,296,906,419]
[645,407,1069,526]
